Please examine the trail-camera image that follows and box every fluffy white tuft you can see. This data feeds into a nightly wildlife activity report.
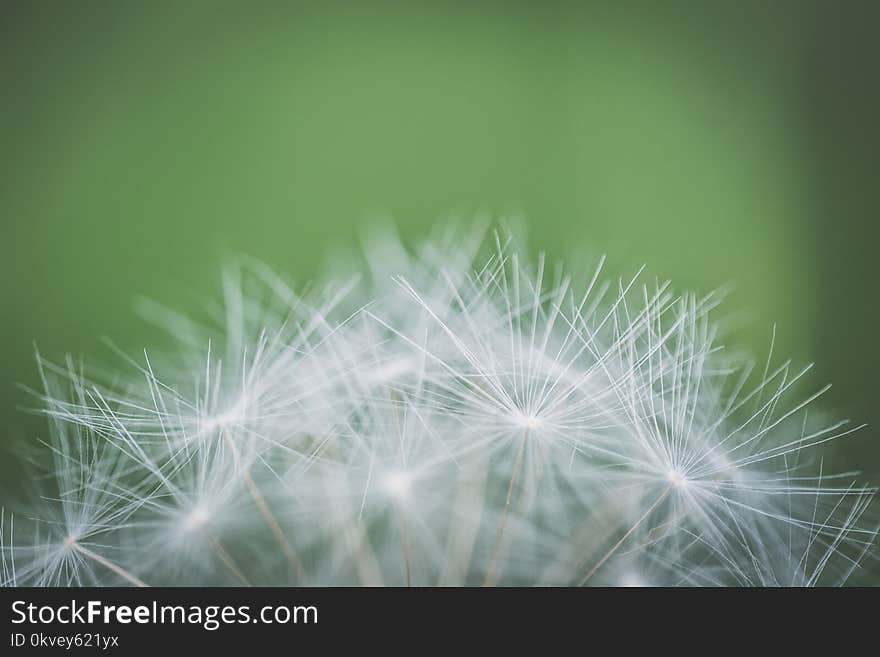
[2,225,876,586]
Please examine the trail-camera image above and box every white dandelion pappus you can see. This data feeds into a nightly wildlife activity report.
[2,223,876,587]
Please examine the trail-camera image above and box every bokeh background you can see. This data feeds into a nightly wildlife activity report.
[1,1,878,490]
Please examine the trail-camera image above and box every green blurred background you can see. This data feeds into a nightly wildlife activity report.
[1,1,878,485]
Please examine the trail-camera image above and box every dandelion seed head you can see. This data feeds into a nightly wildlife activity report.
[368,358,416,385]
[3,222,875,587]
[619,573,647,587]
[183,506,211,532]
[383,470,413,500]
[513,412,543,433]
[201,397,248,434]
[667,470,690,489]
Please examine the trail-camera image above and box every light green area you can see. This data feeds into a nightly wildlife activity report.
[2,3,859,481]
